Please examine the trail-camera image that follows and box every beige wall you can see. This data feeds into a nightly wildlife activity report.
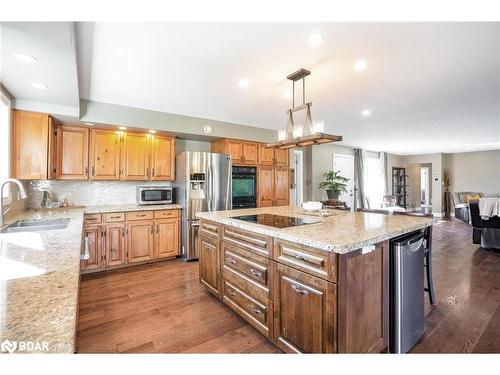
[175,139,211,155]
[443,150,500,195]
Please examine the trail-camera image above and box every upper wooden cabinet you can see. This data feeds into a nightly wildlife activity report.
[258,144,289,167]
[151,135,175,181]
[11,110,52,179]
[89,129,121,180]
[55,125,89,180]
[242,141,259,164]
[121,132,150,180]
[211,139,259,165]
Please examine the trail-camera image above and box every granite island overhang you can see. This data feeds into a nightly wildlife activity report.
[196,205,434,353]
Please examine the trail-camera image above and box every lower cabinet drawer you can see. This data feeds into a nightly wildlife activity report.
[222,277,273,339]
[126,211,154,221]
[104,212,125,223]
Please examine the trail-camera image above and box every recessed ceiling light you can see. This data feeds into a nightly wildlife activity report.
[118,126,127,130]
[31,82,48,90]
[84,122,94,126]
[308,33,323,47]
[361,109,371,117]
[149,130,156,134]
[239,78,249,89]
[14,52,37,64]
[354,59,368,72]
[203,125,213,134]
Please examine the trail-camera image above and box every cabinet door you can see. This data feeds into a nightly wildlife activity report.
[242,141,259,164]
[274,263,337,353]
[225,139,244,164]
[155,218,180,258]
[127,220,154,263]
[259,144,275,166]
[199,232,220,297]
[89,129,121,180]
[257,166,274,207]
[81,226,102,271]
[151,135,175,181]
[274,148,289,167]
[122,132,149,180]
[12,110,49,179]
[56,125,89,180]
[274,167,289,206]
[104,223,127,267]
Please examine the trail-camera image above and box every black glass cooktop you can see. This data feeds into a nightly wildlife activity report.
[231,214,319,228]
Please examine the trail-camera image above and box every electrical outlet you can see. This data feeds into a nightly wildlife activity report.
[94,190,101,198]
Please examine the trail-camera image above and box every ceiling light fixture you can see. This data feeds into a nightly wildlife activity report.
[266,68,342,150]
[239,78,249,89]
[31,82,48,90]
[149,130,156,134]
[308,33,323,47]
[203,125,213,134]
[118,126,127,130]
[361,109,371,117]
[14,52,38,64]
[84,122,94,126]
[354,59,368,72]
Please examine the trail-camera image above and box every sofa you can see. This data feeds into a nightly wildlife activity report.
[452,191,483,222]
[470,201,500,250]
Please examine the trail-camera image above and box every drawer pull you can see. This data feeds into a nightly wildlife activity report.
[138,214,146,217]
[110,215,122,219]
[227,289,236,296]
[292,284,310,296]
[250,305,263,315]
[250,268,262,277]
[292,253,310,262]
[86,217,98,221]
[226,257,236,265]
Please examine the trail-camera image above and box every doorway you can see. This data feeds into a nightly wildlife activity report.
[333,154,355,210]
[420,165,431,209]
[290,149,304,206]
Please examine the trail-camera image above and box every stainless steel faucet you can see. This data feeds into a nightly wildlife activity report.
[0,178,28,227]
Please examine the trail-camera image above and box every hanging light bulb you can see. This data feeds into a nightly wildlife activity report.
[313,121,325,133]
[278,130,287,141]
[293,124,303,138]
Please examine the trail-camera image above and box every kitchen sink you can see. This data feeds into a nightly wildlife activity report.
[0,218,70,233]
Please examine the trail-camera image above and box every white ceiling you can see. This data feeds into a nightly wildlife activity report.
[0,22,80,115]
[3,22,499,155]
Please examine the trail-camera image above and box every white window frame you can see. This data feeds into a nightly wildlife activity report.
[0,88,12,205]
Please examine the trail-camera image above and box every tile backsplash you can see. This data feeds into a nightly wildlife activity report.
[28,180,172,208]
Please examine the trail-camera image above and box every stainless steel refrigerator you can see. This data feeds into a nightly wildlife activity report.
[175,152,232,260]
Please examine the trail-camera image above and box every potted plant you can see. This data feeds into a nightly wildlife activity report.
[319,170,349,200]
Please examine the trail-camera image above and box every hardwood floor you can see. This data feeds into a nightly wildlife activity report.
[76,218,500,353]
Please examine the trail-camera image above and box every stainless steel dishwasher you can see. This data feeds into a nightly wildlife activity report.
[389,231,425,354]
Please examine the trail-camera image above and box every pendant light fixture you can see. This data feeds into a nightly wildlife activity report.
[266,68,342,149]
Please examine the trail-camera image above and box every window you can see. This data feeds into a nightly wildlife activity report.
[363,155,384,209]
[0,89,11,204]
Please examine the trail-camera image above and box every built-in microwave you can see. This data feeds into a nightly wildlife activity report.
[137,186,173,205]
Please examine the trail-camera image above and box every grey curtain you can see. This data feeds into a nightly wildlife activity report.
[354,148,366,210]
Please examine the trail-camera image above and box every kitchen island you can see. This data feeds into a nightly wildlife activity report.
[196,206,434,354]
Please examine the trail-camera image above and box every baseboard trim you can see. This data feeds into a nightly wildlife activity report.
[432,212,445,218]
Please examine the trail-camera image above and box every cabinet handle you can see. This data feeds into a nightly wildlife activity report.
[250,305,263,315]
[226,257,236,265]
[86,217,98,221]
[121,227,125,237]
[156,224,159,234]
[138,214,146,217]
[110,215,122,219]
[151,224,154,234]
[146,168,149,178]
[292,284,310,295]
[152,168,155,177]
[92,166,95,176]
[250,268,262,277]
[291,253,311,263]
[85,166,88,176]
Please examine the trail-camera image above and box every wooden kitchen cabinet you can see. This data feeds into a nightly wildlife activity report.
[127,220,155,263]
[258,144,289,167]
[257,166,289,207]
[199,231,220,298]
[273,263,337,353]
[274,167,289,206]
[242,141,259,164]
[55,125,89,180]
[89,129,121,180]
[121,132,149,180]
[155,218,180,258]
[11,110,51,180]
[211,139,259,165]
[81,225,103,271]
[151,135,175,181]
[257,166,275,207]
[104,223,127,267]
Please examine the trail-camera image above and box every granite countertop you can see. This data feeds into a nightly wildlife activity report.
[83,204,183,214]
[196,206,434,254]
[0,208,85,353]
